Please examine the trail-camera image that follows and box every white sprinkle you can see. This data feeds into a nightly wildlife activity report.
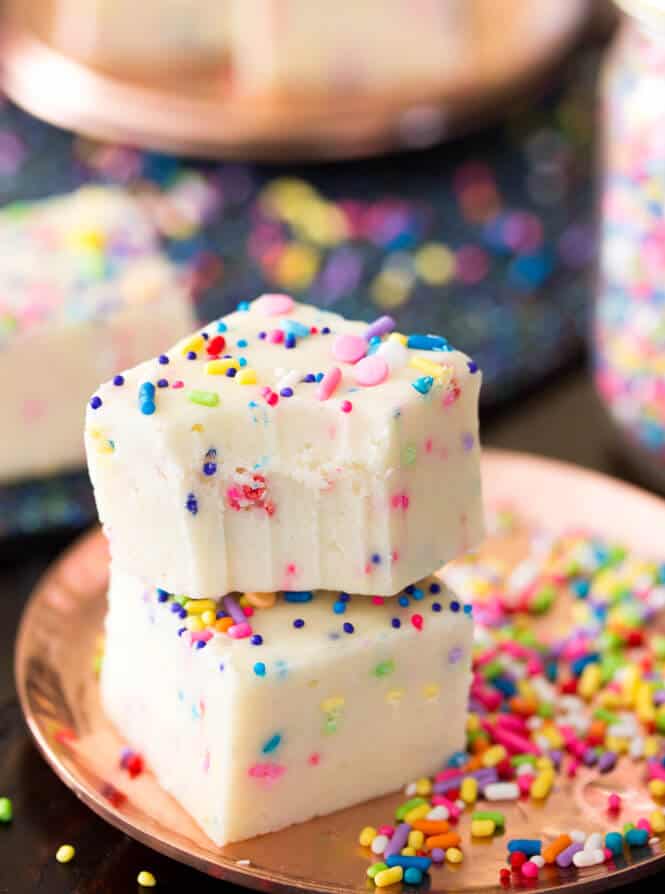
[516,763,536,777]
[570,829,586,843]
[275,369,301,393]
[483,782,519,801]
[404,782,417,797]
[426,806,449,821]
[371,834,389,855]
[236,859,251,866]
[531,856,545,868]
[573,848,604,867]
[584,832,603,851]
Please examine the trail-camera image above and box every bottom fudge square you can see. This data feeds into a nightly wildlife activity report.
[101,569,473,845]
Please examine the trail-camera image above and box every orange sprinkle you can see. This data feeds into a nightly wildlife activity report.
[425,832,461,851]
[542,834,572,864]
[464,754,485,770]
[508,696,537,716]
[471,736,489,755]
[215,617,234,633]
[412,820,450,835]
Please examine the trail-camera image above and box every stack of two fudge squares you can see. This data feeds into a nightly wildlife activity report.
[85,294,484,846]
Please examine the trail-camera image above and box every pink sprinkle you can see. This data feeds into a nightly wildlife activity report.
[608,792,622,812]
[353,355,389,387]
[489,725,541,756]
[340,399,353,413]
[190,630,213,643]
[332,333,368,364]
[379,825,395,837]
[637,818,651,834]
[268,329,284,344]
[261,386,272,396]
[265,391,279,406]
[248,761,286,782]
[286,563,297,576]
[172,380,184,389]
[254,293,295,316]
[372,596,385,605]
[431,795,461,819]
[521,860,539,879]
[308,752,321,766]
[242,605,254,617]
[228,622,252,639]
[318,366,342,401]
[566,758,580,778]
[517,774,535,795]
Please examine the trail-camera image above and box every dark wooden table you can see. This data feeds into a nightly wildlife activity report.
[0,368,659,893]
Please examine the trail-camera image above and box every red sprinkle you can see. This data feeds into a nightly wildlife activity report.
[411,614,424,630]
[340,400,353,413]
[206,335,226,355]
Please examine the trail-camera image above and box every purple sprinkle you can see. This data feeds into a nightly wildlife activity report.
[429,582,441,594]
[113,375,124,386]
[258,331,267,340]
[432,602,442,612]
[251,634,263,646]
[582,747,598,767]
[157,378,169,388]
[391,618,401,629]
[186,351,197,360]
[321,327,331,335]
[430,848,445,864]
[433,767,497,795]
[384,823,410,858]
[598,750,617,773]
[294,618,305,628]
[556,843,583,868]
[203,462,217,476]
[365,315,396,340]
[462,432,475,452]
[467,360,479,374]
[280,387,294,397]
[343,622,354,634]
[303,373,316,383]
[225,367,237,378]
[89,396,102,409]
[222,595,245,625]
[195,640,207,650]
[448,645,464,664]
[158,354,169,365]
[185,493,198,515]
[548,749,563,771]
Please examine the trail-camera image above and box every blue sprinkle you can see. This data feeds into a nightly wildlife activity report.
[157,378,169,388]
[507,840,541,856]
[463,603,473,615]
[201,332,209,341]
[280,387,294,398]
[406,585,415,594]
[449,600,460,612]
[315,372,324,382]
[285,333,297,349]
[258,331,266,340]
[216,610,226,619]
[226,367,237,378]
[113,375,124,386]
[284,591,313,603]
[158,354,169,365]
[217,321,228,332]
[186,351,197,360]
[203,462,217,476]
[293,618,305,628]
[237,301,250,311]
[89,395,102,409]
[626,828,649,848]
[571,653,600,677]
[177,627,187,637]
[321,327,331,335]
[178,608,187,619]
[138,382,156,415]
[262,733,282,754]
[431,602,442,612]
[403,867,424,885]
[170,602,182,613]
[371,553,381,564]
[339,592,350,602]
[156,589,169,602]
[253,662,266,677]
[238,357,248,367]
[219,662,225,672]
[343,622,354,634]
[467,360,479,373]
[195,640,207,650]
[251,634,263,646]
[186,493,198,515]
[280,319,310,338]
[429,582,441,594]
[333,601,346,614]
[412,588,424,600]
[571,579,590,598]
[303,373,316,383]
[446,750,468,768]
[391,618,401,629]
[406,334,449,351]
[398,595,409,607]
[237,339,248,348]
[412,376,434,395]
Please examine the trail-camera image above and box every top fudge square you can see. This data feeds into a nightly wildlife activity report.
[85,295,483,598]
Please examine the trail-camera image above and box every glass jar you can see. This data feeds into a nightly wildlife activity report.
[595,2,665,490]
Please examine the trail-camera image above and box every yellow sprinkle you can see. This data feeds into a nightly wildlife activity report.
[636,682,656,724]
[56,845,75,864]
[535,756,554,772]
[137,870,157,888]
[401,847,417,856]
[358,826,377,847]
[649,779,665,799]
[409,356,452,382]
[388,332,408,345]
[645,736,660,758]
[404,804,430,824]
[181,334,205,356]
[408,830,425,849]
[185,616,204,633]
[530,769,554,800]
[375,866,404,887]
[621,665,641,706]
[243,591,277,609]
[606,735,630,755]
[70,229,105,251]
[321,696,345,713]
[466,713,480,733]
[415,777,432,796]
[201,610,216,626]
[191,424,204,433]
[650,810,665,834]
[482,745,507,767]
[471,819,495,837]
[423,683,440,700]
[206,358,240,375]
[237,368,258,385]
[446,847,464,864]
[185,599,217,615]
[460,777,478,805]
[385,688,404,705]
[578,663,602,700]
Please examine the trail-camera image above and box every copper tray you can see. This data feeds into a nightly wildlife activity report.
[14,449,665,892]
[1,3,589,160]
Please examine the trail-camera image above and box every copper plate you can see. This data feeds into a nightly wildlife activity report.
[14,448,665,892]
[0,3,589,160]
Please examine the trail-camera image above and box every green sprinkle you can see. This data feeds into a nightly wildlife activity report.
[373,660,395,678]
[656,711,665,735]
[395,797,427,820]
[0,798,13,823]
[537,702,554,719]
[367,862,388,879]
[188,389,219,407]
[472,811,505,828]
[481,659,504,680]
[593,708,618,724]
[530,584,555,614]
[401,444,417,466]
[653,635,665,661]
[511,754,537,766]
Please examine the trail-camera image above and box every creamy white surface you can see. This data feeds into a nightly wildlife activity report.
[101,565,473,845]
[86,298,483,598]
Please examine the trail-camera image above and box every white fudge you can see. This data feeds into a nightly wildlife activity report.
[0,186,195,483]
[101,566,473,845]
[85,296,483,598]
